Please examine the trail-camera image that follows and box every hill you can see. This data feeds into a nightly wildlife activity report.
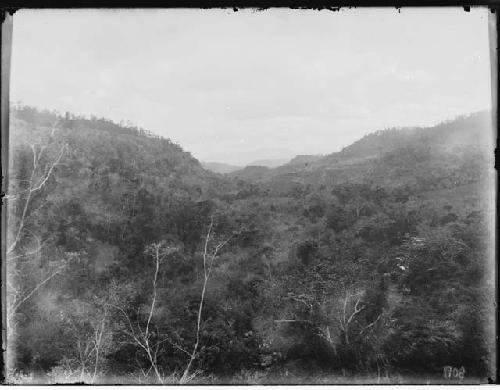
[8,106,238,263]
[228,165,273,181]
[231,111,493,192]
[286,154,323,167]
[336,111,492,159]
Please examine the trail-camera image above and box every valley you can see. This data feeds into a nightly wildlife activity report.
[5,106,496,384]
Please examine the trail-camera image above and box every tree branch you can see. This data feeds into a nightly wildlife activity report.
[180,216,235,384]
[7,144,65,254]
[9,266,63,317]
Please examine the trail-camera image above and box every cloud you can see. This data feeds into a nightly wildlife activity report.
[11,8,492,165]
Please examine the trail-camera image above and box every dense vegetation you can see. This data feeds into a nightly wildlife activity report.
[5,106,495,384]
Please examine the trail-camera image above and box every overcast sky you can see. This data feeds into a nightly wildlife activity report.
[11,8,492,165]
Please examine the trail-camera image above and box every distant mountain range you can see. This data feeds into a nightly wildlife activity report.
[202,158,291,174]
[201,161,243,174]
[247,158,290,168]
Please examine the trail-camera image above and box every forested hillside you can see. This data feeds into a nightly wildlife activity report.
[231,111,493,190]
[5,106,495,384]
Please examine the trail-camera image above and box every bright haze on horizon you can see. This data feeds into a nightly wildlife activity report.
[11,8,492,166]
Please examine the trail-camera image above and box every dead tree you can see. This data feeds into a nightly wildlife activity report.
[6,126,66,326]
[7,263,65,323]
[179,216,235,384]
[110,242,177,384]
[59,299,112,384]
[8,132,65,255]
[338,290,365,345]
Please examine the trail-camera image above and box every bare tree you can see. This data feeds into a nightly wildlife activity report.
[58,299,113,384]
[8,131,65,255]
[6,125,66,329]
[7,263,65,323]
[179,216,235,384]
[338,290,365,345]
[89,302,113,384]
[110,242,178,384]
[6,250,78,338]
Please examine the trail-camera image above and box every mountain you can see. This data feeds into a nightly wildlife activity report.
[230,111,493,190]
[9,106,238,259]
[201,161,242,174]
[246,158,290,167]
[228,165,272,181]
[228,159,290,181]
[202,159,289,175]
[322,111,492,164]
[285,154,323,167]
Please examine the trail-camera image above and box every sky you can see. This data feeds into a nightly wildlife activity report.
[11,8,493,166]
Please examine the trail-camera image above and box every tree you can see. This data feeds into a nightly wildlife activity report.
[59,298,114,383]
[6,123,66,328]
[180,215,237,383]
[7,125,65,255]
[111,241,178,384]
